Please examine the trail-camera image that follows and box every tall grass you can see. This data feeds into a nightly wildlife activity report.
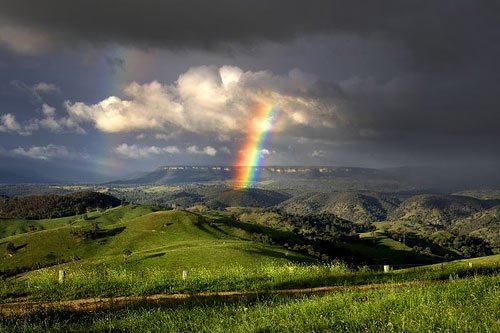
[1,275,498,332]
[1,257,499,302]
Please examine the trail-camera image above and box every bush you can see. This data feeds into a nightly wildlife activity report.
[6,242,15,255]
[70,223,101,240]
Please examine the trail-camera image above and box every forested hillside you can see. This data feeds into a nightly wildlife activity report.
[0,192,121,219]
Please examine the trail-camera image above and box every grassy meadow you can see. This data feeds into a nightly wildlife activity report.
[1,251,499,303]
[1,274,498,332]
[1,204,499,331]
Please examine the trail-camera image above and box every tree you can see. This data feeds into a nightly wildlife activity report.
[122,249,132,261]
[6,242,15,255]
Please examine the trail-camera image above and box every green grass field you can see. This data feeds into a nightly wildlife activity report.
[1,274,498,332]
[1,206,499,302]
[0,207,310,271]
[0,207,316,301]
[0,204,160,239]
[1,205,499,331]
[1,250,498,303]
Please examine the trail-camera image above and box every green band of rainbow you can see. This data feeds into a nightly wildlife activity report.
[234,103,279,187]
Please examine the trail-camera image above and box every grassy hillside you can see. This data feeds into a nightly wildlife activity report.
[2,204,498,305]
[0,204,159,239]
[225,207,447,265]
[0,209,310,275]
[346,230,438,264]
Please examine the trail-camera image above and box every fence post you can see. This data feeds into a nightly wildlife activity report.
[58,270,66,284]
[383,265,391,273]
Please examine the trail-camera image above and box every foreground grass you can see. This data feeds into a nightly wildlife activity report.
[1,275,498,332]
[1,254,499,303]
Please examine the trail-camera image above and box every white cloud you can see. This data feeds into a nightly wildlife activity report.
[0,113,21,132]
[33,82,60,94]
[260,149,270,156]
[9,144,73,160]
[0,103,84,135]
[38,104,85,134]
[62,65,337,137]
[65,84,184,133]
[41,104,56,117]
[220,147,231,154]
[0,113,37,136]
[114,143,180,159]
[3,66,340,142]
[312,150,326,157]
[187,145,217,156]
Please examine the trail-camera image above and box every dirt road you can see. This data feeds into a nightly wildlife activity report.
[0,280,435,316]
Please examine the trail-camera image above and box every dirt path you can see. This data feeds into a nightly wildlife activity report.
[0,280,437,316]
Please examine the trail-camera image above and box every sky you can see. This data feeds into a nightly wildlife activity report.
[0,1,499,181]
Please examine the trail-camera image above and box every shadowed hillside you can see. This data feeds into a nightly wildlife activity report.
[452,206,500,249]
[278,191,400,223]
[205,188,290,208]
[389,194,500,226]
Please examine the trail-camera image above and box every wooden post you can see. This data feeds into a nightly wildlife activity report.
[182,270,188,280]
[383,265,391,273]
[58,270,66,284]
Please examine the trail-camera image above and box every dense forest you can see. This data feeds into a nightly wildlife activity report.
[0,191,121,219]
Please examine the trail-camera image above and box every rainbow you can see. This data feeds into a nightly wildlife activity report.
[93,46,158,175]
[233,103,279,187]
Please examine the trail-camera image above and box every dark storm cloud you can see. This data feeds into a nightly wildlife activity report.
[0,1,499,70]
[1,0,500,174]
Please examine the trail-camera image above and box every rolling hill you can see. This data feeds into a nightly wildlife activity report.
[0,204,159,239]
[452,206,500,250]
[110,185,291,210]
[205,188,290,208]
[0,208,311,275]
[389,194,500,226]
[278,191,401,223]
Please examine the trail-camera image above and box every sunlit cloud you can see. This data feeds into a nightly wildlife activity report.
[113,143,180,159]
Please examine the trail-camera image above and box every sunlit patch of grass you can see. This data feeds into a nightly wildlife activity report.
[1,254,499,303]
[1,275,498,332]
